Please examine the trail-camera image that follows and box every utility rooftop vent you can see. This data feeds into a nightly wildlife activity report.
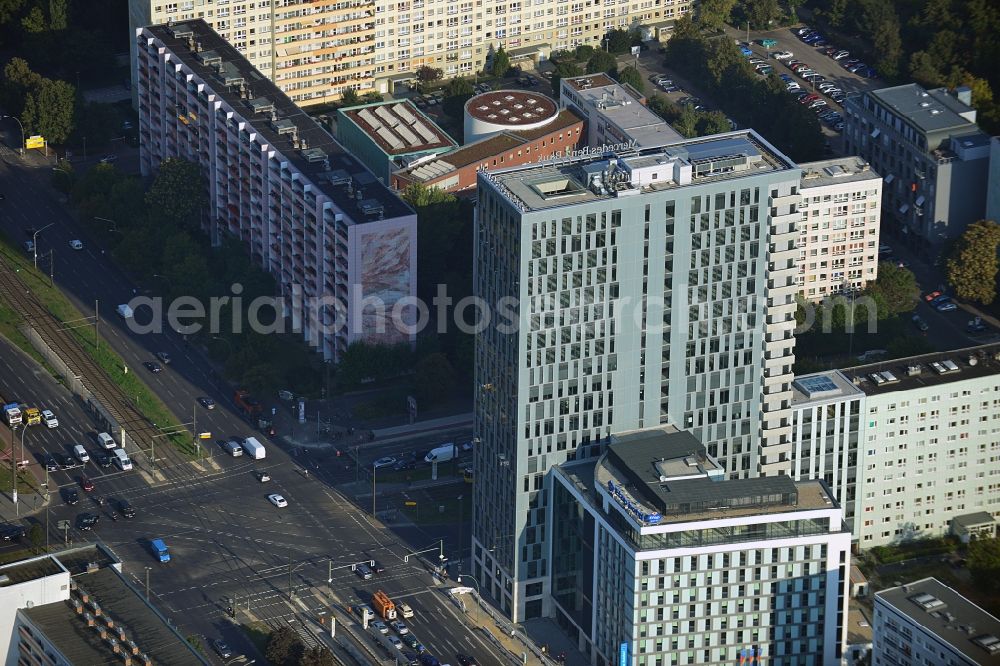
[972,635,1000,656]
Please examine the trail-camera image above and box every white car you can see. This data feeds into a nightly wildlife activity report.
[772,50,794,60]
[41,409,58,428]
[72,444,90,463]
[69,239,83,250]
[267,493,288,508]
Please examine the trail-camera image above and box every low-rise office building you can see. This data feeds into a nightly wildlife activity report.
[797,157,882,299]
[551,428,851,666]
[843,84,990,247]
[873,578,1000,666]
[0,543,206,666]
[558,74,682,149]
[390,109,583,194]
[137,20,418,361]
[336,100,456,185]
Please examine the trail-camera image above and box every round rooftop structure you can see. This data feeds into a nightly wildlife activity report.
[463,90,559,143]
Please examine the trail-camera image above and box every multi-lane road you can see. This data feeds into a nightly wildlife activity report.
[0,148,502,665]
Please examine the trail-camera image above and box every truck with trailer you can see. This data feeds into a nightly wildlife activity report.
[242,437,265,459]
[372,590,397,620]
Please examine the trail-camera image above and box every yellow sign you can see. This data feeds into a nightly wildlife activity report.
[25,135,45,150]
[404,501,417,506]
[199,432,212,439]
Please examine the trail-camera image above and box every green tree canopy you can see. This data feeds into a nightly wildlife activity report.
[21,77,75,143]
[604,28,632,54]
[402,183,456,208]
[442,77,475,119]
[412,352,456,406]
[863,262,920,319]
[586,49,618,75]
[968,537,1000,595]
[265,627,302,666]
[416,65,443,82]
[696,0,738,30]
[617,65,644,93]
[575,44,595,61]
[742,0,782,29]
[144,158,208,231]
[301,646,337,666]
[947,220,1000,304]
[491,47,511,77]
[340,88,359,106]
[551,60,583,98]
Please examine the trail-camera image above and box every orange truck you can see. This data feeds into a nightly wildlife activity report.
[234,389,263,418]
[372,590,397,620]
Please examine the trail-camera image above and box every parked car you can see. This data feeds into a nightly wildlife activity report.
[968,318,988,333]
[930,294,951,306]
[69,239,84,250]
[936,302,958,312]
[912,314,929,332]
[772,50,794,60]
[833,50,851,60]
[267,493,288,508]
[924,290,942,302]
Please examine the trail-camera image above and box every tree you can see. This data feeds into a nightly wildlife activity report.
[863,262,920,319]
[361,91,384,104]
[575,44,595,61]
[48,0,67,30]
[968,537,1000,595]
[416,65,443,83]
[0,0,26,23]
[402,183,457,208]
[947,220,1000,304]
[145,158,208,231]
[491,46,511,77]
[909,50,945,87]
[301,646,337,666]
[28,523,44,552]
[743,0,781,29]
[604,27,631,54]
[412,352,456,406]
[616,65,644,94]
[1,58,42,117]
[442,77,474,118]
[551,60,583,98]
[586,50,618,74]
[340,88,359,106]
[20,5,44,31]
[265,627,301,666]
[696,0,738,30]
[21,78,75,144]
[695,110,731,136]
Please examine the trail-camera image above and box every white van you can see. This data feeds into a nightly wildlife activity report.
[424,443,456,464]
[96,432,116,449]
[117,303,134,318]
[72,444,90,463]
[113,448,132,471]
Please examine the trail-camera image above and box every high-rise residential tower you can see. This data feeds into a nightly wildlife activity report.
[472,130,801,621]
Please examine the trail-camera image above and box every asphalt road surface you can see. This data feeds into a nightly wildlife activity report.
[0,153,503,666]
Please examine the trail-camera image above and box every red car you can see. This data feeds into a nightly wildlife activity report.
[80,476,95,492]
[924,290,942,302]
[799,94,821,104]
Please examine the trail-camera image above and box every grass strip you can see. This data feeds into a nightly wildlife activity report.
[0,237,192,456]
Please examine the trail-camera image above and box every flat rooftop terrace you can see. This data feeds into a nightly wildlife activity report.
[481,130,796,213]
[144,20,412,222]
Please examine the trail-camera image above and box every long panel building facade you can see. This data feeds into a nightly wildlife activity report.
[472,130,802,621]
[128,0,692,106]
[137,20,417,361]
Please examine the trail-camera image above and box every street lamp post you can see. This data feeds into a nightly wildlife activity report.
[32,223,54,270]
[145,566,152,600]
[372,463,377,518]
[456,574,482,624]
[1,115,25,155]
